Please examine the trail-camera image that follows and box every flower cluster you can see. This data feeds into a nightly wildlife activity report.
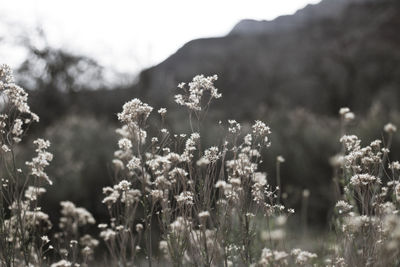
[117,98,153,125]
[257,247,317,266]
[0,64,39,120]
[1,67,324,266]
[96,74,303,266]
[0,65,59,267]
[25,139,54,185]
[332,110,400,265]
[59,201,96,230]
[339,107,355,122]
[175,74,221,111]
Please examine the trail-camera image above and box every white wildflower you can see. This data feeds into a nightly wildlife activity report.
[151,189,164,201]
[389,161,400,170]
[181,132,200,161]
[350,174,379,187]
[136,223,143,232]
[291,249,317,265]
[100,228,117,241]
[118,138,132,151]
[203,146,221,163]
[175,191,194,205]
[24,186,46,201]
[336,200,353,214]
[114,180,131,191]
[117,98,153,124]
[339,107,350,115]
[51,260,72,267]
[228,120,241,134]
[277,155,285,163]
[25,139,53,185]
[12,119,23,137]
[175,74,221,111]
[102,189,120,205]
[126,156,141,171]
[198,211,210,219]
[384,123,397,134]
[2,144,10,153]
[215,180,227,188]
[41,235,50,244]
[252,120,271,137]
[344,112,355,122]
[252,172,267,186]
[158,108,167,116]
[98,223,108,229]
[244,134,252,145]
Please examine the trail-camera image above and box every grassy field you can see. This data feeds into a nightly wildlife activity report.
[1,65,400,266]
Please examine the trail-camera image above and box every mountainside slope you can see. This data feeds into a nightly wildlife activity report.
[137,0,400,119]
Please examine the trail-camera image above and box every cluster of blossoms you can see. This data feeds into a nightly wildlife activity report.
[4,193,52,246]
[6,61,400,266]
[53,201,99,266]
[339,134,385,171]
[99,74,307,266]
[0,64,39,120]
[339,107,355,122]
[0,67,316,266]
[2,188,54,265]
[25,138,54,185]
[102,180,142,207]
[384,123,397,134]
[117,98,153,125]
[252,120,271,138]
[350,173,380,187]
[181,132,200,162]
[228,120,241,134]
[257,247,317,266]
[332,107,400,266]
[220,126,282,215]
[50,259,75,267]
[0,65,38,152]
[116,98,152,145]
[174,74,221,111]
[202,146,221,164]
[0,65,55,266]
[0,65,99,267]
[24,186,47,201]
[59,201,96,231]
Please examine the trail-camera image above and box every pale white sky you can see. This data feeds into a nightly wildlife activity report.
[0,0,321,74]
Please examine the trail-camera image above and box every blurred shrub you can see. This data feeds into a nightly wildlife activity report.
[39,114,116,225]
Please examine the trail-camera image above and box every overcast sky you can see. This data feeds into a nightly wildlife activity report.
[0,0,321,73]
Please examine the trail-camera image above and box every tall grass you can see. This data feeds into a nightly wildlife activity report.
[1,64,400,266]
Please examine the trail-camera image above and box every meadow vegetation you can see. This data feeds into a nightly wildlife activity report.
[1,64,400,266]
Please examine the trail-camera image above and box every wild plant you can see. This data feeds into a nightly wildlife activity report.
[4,55,400,266]
[328,108,400,267]
[101,74,318,266]
[0,64,98,267]
[0,64,53,266]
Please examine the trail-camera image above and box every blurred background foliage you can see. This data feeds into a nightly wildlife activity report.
[2,0,400,230]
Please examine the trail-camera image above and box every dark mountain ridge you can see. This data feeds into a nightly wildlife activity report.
[137,0,400,119]
[230,0,352,36]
